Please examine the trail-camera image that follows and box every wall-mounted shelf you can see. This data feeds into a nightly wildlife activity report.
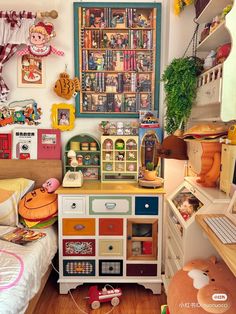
[196,0,230,24]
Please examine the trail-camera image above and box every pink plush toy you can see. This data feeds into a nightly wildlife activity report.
[42,178,60,193]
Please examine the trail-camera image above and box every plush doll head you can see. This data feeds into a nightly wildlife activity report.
[168,256,236,314]
[42,178,60,193]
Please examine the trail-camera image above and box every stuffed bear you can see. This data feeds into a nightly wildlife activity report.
[168,256,236,314]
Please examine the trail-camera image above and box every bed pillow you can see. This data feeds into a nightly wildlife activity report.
[0,178,35,226]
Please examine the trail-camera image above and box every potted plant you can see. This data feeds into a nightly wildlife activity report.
[143,162,157,181]
[162,56,203,135]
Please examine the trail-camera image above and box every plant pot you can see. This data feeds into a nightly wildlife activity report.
[143,170,157,181]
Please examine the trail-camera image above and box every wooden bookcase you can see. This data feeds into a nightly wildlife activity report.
[74,2,162,118]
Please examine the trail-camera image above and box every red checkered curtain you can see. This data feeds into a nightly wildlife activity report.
[0,11,36,102]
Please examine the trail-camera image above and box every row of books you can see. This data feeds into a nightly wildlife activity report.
[81,7,152,29]
[82,93,152,113]
[82,29,153,49]
[82,72,151,93]
[83,50,153,72]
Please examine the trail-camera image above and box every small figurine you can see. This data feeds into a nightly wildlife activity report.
[77,155,83,166]
[105,163,113,171]
[116,122,124,135]
[127,152,136,160]
[203,50,216,71]
[105,139,113,150]
[117,152,124,161]
[92,155,99,165]
[84,154,91,165]
[128,163,135,171]
[42,178,60,193]
[115,140,124,150]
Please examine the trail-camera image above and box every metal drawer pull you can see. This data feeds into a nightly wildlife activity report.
[74,224,85,230]
[145,204,150,209]
[108,245,113,251]
[71,203,77,209]
[105,202,117,210]
[109,266,113,271]
[176,255,180,260]
[140,270,144,274]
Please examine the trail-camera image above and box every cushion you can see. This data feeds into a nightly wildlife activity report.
[0,178,35,226]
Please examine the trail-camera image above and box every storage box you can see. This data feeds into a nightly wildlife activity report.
[37,129,61,159]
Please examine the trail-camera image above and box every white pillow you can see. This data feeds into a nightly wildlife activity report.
[0,178,35,226]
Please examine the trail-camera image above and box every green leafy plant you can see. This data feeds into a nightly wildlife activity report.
[146,161,155,171]
[162,57,202,135]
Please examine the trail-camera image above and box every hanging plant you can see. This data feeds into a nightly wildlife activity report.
[162,56,202,135]
[174,0,194,15]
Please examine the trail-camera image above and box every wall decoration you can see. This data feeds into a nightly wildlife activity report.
[0,99,42,127]
[54,72,80,99]
[18,54,45,87]
[51,103,75,131]
[17,21,64,58]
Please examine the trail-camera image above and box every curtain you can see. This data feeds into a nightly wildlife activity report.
[0,11,36,102]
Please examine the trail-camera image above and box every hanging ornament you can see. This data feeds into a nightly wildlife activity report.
[174,0,194,15]
[17,21,64,57]
[54,72,80,100]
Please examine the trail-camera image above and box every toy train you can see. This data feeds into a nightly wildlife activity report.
[88,285,122,310]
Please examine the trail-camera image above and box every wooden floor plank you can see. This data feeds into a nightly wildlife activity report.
[34,272,167,314]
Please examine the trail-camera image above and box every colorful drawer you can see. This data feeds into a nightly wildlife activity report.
[63,239,95,256]
[99,260,123,276]
[99,239,123,256]
[62,218,95,236]
[99,218,123,235]
[126,264,157,276]
[89,196,132,215]
[135,196,159,215]
[61,196,86,215]
[63,259,95,276]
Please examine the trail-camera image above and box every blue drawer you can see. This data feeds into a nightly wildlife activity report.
[135,196,158,215]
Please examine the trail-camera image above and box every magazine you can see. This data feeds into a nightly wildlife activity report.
[0,227,46,245]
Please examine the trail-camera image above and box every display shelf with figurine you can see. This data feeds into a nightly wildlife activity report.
[74,3,161,117]
[64,134,101,180]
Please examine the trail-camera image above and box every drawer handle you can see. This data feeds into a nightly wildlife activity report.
[108,245,113,251]
[105,202,117,210]
[176,255,180,260]
[109,266,114,271]
[190,187,196,194]
[145,204,150,209]
[74,224,85,231]
[140,270,144,274]
[167,236,171,240]
[71,203,77,209]
[127,235,132,240]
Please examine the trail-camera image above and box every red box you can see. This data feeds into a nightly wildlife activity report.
[0,134,12,159]
[142,241,152,255]
[37,129,61,160]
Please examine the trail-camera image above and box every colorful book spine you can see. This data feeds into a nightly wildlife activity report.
[82,8,86,27]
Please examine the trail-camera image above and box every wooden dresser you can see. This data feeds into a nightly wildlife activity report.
[56,182,165,294]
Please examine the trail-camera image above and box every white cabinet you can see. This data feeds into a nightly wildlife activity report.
[163,177,230,292]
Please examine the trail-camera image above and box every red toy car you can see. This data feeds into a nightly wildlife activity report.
[88,285,122,310]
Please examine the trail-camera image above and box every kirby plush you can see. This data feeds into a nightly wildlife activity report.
[42,178,60,193]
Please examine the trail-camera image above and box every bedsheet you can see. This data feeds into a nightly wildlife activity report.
[0,225,57,314]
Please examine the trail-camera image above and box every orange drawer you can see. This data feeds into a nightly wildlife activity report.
[62,218,95,236]
[99,218,123,236]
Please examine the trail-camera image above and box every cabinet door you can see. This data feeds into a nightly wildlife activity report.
[127,218,158,260]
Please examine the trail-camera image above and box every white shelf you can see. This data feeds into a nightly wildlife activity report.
[197,22,231,51]
[196,0,231,24]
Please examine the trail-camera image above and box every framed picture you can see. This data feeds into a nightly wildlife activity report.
[18,54,45,87]
[51,103,75,131]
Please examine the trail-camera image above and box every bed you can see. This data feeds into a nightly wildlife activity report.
[0,159,62,314]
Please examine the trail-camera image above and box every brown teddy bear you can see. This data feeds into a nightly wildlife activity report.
[168,256,236,314]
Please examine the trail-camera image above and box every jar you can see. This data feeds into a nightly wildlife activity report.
[81,142,89,151]
[90,142,97,151]
[70,141,80,151]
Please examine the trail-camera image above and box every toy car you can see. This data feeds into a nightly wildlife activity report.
[88,285,122,310]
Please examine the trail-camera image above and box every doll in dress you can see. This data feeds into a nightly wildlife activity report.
[17,21,64,57]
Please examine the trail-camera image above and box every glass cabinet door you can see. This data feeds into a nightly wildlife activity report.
[127,218,158,260]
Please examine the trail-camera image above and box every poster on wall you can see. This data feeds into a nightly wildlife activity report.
[18,54,45,88]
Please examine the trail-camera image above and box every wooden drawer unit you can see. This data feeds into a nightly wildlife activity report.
[99,218,123,236]
[61,196,86,215]
[63,239,95,256]
[99,260,123,276]
[89,196,132,215]
[135,196,159,215]
[63,259,95,276]
[166,242,182,274]
[62,218,95,236]
[99,239,123,256]
[167,223,183,266]
[126,264,157,276]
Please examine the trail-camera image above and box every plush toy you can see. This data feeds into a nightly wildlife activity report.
[42,178,60,193]
[17,21,64,57]
[168,256,236,314]
[54,72,80,100]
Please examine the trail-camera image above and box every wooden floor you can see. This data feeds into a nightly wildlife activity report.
[34,271,167,314]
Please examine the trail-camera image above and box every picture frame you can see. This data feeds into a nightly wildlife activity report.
[51,103,75,131]
[18,54,45,88]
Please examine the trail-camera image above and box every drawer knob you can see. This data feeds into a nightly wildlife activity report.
[145,204,150,209]
[108,224,113,230]
[140,270,144,274]
[176,255,180,260]
[108,245,113,251]
[105,202,116,210]
[109,266,114,271]
[74,224,85,231]
[127,235,132,240]
[168,236,171,240]
[71,203,77,209]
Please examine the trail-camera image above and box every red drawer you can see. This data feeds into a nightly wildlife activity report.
[126,264,157,276]
[99,218,123,235]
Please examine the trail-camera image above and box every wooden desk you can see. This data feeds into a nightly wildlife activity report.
[196,214,236,276]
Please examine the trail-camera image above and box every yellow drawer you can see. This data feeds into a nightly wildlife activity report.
[99,239,123,256]
[62,218,95,236]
